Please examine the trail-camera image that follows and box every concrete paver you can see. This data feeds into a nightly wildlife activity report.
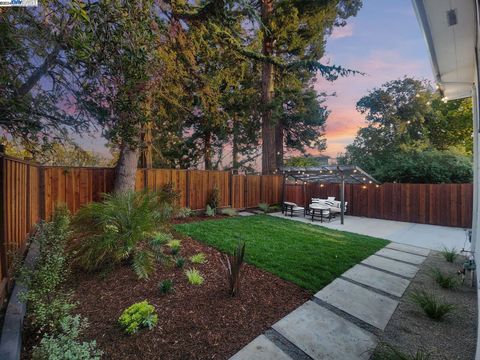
[342,264,410,297]
[361,255,419,278]
[230,335,292,360]
[386,242,430,256]
[314,278,399,330]
[272,301,377,360]
[375,248,426,265]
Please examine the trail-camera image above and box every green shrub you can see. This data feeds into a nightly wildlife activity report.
[258,203,270,214]
[440,247,458,263]
[269,204,281,212]
[167,239,181,255]
[158,279,174,295]
[429,267,459,289]
[175,256,186,268]
[70,190,174,279]
[32,315,102,360]
[118,301,158,335]
[221,208,238,217]
[189,253,207,264]
[185,268,204,285]
[175,207,193,218]
[151,232,173,246]
[373,343,431,360]
[207,185,221,211]
[17,205,74,333]
[410,289,455,320]
[223,241,245,296]
[205,205,215,217]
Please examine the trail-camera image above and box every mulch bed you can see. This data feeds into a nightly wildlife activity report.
[62,228,309,359]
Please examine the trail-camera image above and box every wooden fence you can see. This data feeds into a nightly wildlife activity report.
[0,156,284,302]
[0,152,474,303]
[284,182,473,229]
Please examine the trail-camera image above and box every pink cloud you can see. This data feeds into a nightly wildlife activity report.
[315,50,429,157]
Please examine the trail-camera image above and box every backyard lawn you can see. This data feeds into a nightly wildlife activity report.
[175,215,389,292]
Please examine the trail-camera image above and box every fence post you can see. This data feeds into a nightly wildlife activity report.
[185,170,190,208]
[229,170,233,208]
[39,167,46,220]
[0,151,7,294]
[244,175,248,209]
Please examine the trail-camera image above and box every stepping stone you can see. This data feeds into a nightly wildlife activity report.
[342,264,411,297]
[238,212,255,216]
[230,335,292,360]
[272,301,376,360]
[375,248,426,265]
[362,255,419,278]
[314,278,398,330]
[386,242,430,257]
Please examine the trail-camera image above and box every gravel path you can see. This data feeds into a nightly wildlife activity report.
[375,251,477,359]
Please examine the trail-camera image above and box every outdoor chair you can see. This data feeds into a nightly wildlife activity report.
[330,201,348,216]
[282,201,305,217]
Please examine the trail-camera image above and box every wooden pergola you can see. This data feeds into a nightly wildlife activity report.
[280,165,380,225]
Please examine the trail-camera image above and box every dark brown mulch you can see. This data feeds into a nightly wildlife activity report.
[66,236,309,360]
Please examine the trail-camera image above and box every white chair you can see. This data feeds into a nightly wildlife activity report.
[283,201,305,217]
[330,201,348,216]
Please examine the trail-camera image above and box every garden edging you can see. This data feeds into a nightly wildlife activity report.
[0,242,39,360]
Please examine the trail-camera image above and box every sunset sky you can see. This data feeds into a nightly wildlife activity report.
[77,0,434,161]
[317,0,433,157]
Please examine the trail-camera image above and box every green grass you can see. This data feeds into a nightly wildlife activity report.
[174,215,388,292]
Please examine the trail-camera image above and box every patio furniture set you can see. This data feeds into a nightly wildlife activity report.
[282,197,348,222]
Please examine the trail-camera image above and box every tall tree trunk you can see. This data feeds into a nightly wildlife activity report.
[204,130,212,170]
[261,0,276,175]
[232,116,239,170]
[114,144,139,193]
[275,120,284,170]
[139,121,153,168]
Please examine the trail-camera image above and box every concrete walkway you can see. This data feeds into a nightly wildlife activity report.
[269,212,469,252]
[230,243,430,360]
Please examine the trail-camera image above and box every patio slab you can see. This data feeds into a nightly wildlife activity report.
[272,301,377,360]
[386,242,430,257]
[375,248,426,265]
[230,335,292,360]
[361,255,419,278]
[341,264,411,297]
[269,213,467,251]
[314,278,398,330]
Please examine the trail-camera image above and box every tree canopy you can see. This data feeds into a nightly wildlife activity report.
[339,77,473,183]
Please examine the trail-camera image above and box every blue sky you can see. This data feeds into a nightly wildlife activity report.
[315,0,434,156]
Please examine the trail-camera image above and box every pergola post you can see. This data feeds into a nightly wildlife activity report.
[340,172,345,225]
[281,172,286,213]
